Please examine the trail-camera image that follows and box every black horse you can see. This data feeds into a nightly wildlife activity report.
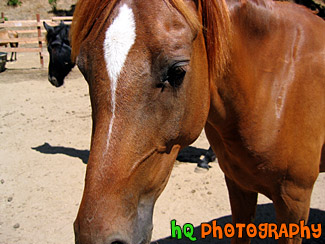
[43,21,75,87]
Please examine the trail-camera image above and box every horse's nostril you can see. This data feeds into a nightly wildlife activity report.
[111,241,126,244]
[107,237,128,244]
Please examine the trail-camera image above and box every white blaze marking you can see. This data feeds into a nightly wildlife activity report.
[103,4,136,149]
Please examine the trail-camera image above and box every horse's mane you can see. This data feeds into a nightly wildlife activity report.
[71,0,231,79]
[200,0,231,79]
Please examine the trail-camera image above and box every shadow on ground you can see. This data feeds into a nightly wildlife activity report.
[49,4,75,16]
[32,142,89,164]
[31,144,213,166]
[0,69,48,83]
[153,204,325,244]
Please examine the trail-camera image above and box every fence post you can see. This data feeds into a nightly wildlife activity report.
[36,14,44,68]
[1,13,4,24]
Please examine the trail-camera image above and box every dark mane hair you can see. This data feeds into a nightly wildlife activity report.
[71,0,231,79]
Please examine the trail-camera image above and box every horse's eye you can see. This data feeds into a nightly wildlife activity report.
[167,66,186,87]
[164,62,188,88]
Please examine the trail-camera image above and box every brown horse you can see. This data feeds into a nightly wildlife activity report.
[0,29,18,61]
[70,0,325,243]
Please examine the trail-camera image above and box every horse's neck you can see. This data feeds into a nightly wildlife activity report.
[210,0,288,128]
[226,0,275,36]
[211,0,324,130]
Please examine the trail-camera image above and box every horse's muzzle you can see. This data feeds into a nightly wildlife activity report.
[48,75,63,87]
[74,229,152,244]
[74,203,154,244]
[104,233,151,244]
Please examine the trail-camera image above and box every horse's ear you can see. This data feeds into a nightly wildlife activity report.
[43,22,54,33]
[60,20,65,26]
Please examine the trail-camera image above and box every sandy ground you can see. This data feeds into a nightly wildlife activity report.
[0,52,324,244]
[1,0,77,20]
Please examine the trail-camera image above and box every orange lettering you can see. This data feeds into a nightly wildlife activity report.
[201,223,211,238]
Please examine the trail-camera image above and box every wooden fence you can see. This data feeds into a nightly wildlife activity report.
[0,13,72,68]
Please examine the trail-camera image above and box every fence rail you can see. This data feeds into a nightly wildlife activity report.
[0,47,42,53]
[0,37,46,43]
[0,13,73,67]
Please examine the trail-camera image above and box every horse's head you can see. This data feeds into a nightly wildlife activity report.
[71,0,230,243]
[44,21,75,87]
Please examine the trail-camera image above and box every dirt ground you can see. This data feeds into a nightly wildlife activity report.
[1,0,77,20]
[0,47,324,244]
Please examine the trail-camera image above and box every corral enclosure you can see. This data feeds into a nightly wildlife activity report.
[0,0,325,243]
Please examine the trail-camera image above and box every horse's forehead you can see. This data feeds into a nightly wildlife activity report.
[102,1,193,83]
[104,3,136,84]
[109,0,188,29]
[133,1,189,28]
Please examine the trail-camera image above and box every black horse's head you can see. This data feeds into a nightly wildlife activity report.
[44,21,75,87]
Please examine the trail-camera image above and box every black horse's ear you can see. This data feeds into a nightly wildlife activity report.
[43,22,54,33]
